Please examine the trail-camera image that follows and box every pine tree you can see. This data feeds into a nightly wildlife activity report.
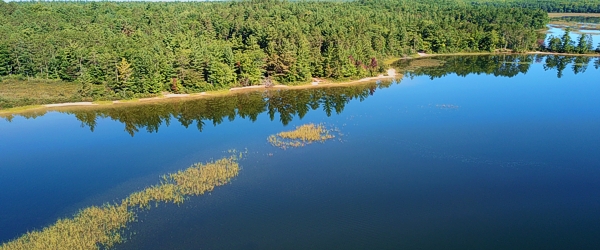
[576,34,593,54]
[0,44,10,76]
[77,67,93,97]
[115,58,133,92]
[560,28,575,53]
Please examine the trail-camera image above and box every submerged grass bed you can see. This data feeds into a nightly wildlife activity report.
[268,123,336,149]
[0,156,239,250]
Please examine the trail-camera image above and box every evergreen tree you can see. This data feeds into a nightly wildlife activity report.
[57,46,80,82]
[560,28,575,53]
[77,67,93,98]
[547,36,562,52]
[115,58,133,92]
[575,34,593,54]
[0,44,10,76]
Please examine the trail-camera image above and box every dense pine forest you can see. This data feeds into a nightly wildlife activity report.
[0,0,597,107]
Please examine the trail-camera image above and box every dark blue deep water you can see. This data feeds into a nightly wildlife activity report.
[1,55,599,249]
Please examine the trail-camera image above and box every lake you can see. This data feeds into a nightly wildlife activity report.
[1,55,600,249]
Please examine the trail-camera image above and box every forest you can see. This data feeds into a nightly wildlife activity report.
[0,0,598,108]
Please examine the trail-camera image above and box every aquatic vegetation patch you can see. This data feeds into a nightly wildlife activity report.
[0,203,133,250]
[124,157,240,208]
[0,157,239,250]
[409,59,445,68]
[268,123,336,149]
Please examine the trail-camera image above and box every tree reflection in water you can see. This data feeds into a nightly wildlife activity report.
[3,55,598,136]
[63,81,394,136]
[395,54,600,79]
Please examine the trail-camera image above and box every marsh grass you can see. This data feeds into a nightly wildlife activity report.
[0,79,83,109]
[548,13,600,18]
[92,100,114,105]
[0,203,133,250]
[115,98,140,103]
[383,57,401,65]
[410,59,445,67]
[268,123,336,149]
[548,14,600,31]
[0,157,239,250]
[124,157,239,209]
[0,105,44,114]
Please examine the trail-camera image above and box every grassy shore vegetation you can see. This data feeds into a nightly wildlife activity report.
[548,14,600,30]
[548,13,600,18]
[268,123,336,149]
[0,0,555,109]
[472,0,600,13]
[0,78,81,109]
[0,156,240,250]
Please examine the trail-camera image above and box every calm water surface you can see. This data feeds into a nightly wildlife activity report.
[1,55,599,249]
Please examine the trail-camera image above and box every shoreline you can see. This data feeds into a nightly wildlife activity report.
[2,51,599,115]
[0,69,399,115]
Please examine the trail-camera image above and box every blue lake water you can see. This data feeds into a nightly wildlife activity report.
[1,55,600,249]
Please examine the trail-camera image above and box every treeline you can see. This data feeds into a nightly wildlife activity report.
[397,55,600,79]
[0,0,548,97]
[471,0,600,13]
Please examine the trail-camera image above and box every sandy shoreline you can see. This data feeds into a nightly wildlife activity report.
[44,102,98,108]
[1,69,399,113]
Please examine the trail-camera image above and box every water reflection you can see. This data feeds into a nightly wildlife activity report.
[396,55,600,79]
[14,82,393,136]
[3,55,598,136]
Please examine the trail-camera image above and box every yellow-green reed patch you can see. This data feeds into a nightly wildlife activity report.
[383,57,401,65]
[0,105,44,114]
[1,157,240,250]
[115,98,140,103]
[410,59,445,68]
[548,13,600,18]
[92,100,114,105]
[268,123,336,149]
[124,157,239,209]
[0,203,133,250]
